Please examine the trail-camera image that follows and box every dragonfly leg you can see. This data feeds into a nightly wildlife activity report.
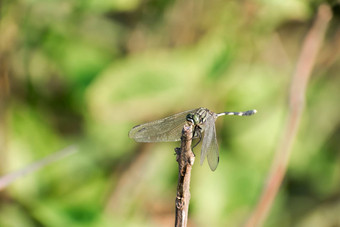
[192,128,202,149]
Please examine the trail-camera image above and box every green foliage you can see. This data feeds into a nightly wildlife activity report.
[1,0,340,226]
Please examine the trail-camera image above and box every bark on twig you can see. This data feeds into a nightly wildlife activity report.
[175,123,195,227]
[245,4,332,227]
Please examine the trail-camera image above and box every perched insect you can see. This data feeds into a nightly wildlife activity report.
[129,108,257,171]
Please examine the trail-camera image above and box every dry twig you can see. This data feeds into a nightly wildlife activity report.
[245,4,332,227]
[175,123,195,227]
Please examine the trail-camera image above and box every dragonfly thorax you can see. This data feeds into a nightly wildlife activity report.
[186,108,211,127]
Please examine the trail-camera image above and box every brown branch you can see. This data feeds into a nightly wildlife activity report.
[175,123,195,227]
[245,4,332,227]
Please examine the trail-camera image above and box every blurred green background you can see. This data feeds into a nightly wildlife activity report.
[1,0,340,226]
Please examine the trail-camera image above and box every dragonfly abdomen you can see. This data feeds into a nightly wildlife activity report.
[217,109,257,117]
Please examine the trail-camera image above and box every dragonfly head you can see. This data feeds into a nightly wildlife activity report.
[186,113,200,125]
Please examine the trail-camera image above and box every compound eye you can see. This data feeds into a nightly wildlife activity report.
[186,113,194,123]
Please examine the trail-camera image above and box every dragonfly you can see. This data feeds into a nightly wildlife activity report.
[129,107,257,171]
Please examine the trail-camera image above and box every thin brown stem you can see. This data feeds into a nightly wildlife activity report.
[0,145,78,190]
[0,56,9,174]
[245,4,332,227]
[175,123,195,227]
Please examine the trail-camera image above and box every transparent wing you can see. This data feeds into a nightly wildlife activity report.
[128,109,197,142]
[200,115,219,171]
